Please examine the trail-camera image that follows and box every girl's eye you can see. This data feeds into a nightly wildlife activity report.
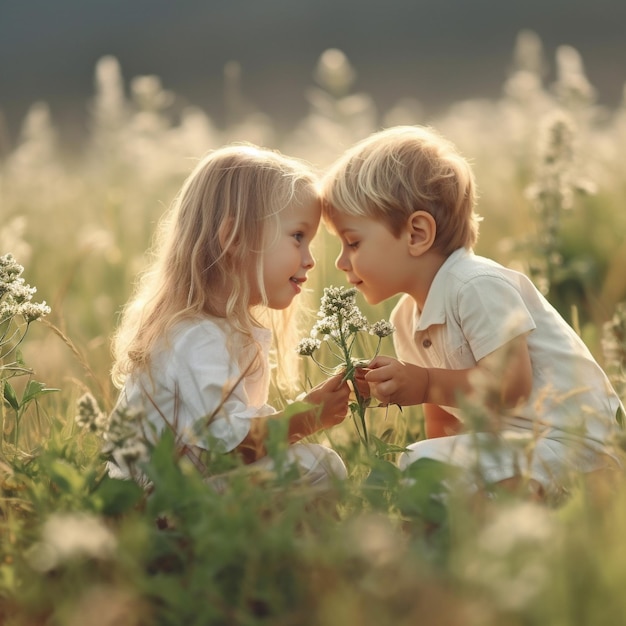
[347,241,359,249]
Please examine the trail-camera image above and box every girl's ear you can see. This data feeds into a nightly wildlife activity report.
[406,210,436,257]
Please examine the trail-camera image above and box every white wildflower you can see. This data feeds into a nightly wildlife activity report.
[75,392,107,433]
[28,512,117,572]
[102,404,150,468]
[370,320,395,338]
[296,337,321,357]
[297,285,394,445]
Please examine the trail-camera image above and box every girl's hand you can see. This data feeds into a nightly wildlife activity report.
[353,366,371,400]
[304,372,350,428]
[364,356,429,406]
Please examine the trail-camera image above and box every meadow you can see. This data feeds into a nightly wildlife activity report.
[1,32,626,625]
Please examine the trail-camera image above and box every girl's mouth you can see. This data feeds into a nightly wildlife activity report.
[290,277,304,293]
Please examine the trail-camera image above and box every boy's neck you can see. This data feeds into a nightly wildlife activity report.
[409,249,448,312]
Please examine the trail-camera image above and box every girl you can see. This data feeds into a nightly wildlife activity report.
[108,144,349,486]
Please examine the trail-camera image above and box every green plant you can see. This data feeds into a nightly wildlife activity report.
[297,285,395,449]
[1,254,57,454]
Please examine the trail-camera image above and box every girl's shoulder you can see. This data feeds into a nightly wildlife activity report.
[163,316,230,354]
[167,317,272,354]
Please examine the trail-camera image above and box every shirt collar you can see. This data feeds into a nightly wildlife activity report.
[413,247,471,333]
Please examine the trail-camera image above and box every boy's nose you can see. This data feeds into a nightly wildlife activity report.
[335,249,350,272]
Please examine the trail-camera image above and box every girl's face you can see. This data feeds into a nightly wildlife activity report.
[258,196,321,309]
[331,213,411,305]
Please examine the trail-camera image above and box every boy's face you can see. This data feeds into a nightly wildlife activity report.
[330,213,411,305]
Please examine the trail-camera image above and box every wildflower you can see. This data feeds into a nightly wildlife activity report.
[370,320,395,338]
[296,337,321,357]
[0,253,23,283]
[602,302,626,408]
[523,110,594,297]
[1,254,51,384]
[102,404,150,472]
[314,48,356,97]
[28,512,117,572]
[75,392,107,433]
[602,302,626,371]
[0,253,51,322]
[297,285,394,445]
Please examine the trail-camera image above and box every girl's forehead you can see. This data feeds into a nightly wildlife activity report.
[283,196,321,224]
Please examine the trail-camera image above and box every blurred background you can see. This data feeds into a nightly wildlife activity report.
[1,0,625,410]
[2,0,626,150]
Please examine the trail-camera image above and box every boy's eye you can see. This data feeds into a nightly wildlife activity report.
[293,232,305,243]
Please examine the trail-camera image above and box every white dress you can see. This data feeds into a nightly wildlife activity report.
[391,248,624,495]
[108,317,346,487]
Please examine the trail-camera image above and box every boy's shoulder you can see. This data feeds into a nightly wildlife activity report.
[446,249,508,281]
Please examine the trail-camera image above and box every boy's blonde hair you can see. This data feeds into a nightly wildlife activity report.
[321,125,480,254]
[111,144,318,393]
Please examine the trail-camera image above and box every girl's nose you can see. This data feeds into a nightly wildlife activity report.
[303,246,315,269]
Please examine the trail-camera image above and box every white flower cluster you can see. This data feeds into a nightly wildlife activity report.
[602,302,626,404]
[296,337,321,357]
[28,512,117,572]
[306,285,393,345]
[75,392,108,433]
[296,285,395,445]
[0,253,51,323]
[370,319,396,339]
[101,404,150,470]
[296,285,394,364]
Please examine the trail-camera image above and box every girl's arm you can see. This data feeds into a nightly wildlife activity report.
[235,372,350,463]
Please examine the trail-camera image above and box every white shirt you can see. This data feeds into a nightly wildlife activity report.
[391,248,623,444]
[113,317,277,453]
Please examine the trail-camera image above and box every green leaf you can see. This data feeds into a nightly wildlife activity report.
[46,458,87,493]
[21,380,59,405]
[15,349,26,368]
[3,380,19,411]
[395,458,460,523]
[94,476,144,515]
[369,435,408,458]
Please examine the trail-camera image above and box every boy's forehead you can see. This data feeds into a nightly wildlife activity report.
[328,212,361,230]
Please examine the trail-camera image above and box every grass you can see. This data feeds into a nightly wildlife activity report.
[1,33,626,624]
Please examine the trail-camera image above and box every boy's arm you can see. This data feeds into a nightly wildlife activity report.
[365,334,533,411]
[423,404,463,438]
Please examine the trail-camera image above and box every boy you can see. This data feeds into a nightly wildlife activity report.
[321,125,623,498]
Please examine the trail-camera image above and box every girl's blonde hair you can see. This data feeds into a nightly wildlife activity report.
[111,144,319,394]
[321,125,480,254]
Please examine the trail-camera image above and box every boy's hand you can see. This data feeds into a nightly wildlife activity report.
[363,356,429,406]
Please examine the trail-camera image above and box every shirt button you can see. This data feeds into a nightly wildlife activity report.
[422,338,432,348]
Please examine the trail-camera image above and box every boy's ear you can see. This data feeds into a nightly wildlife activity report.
[406,210,436,256]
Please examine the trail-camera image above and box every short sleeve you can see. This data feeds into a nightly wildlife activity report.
[457,274,537,362]
[162,322,274,452]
